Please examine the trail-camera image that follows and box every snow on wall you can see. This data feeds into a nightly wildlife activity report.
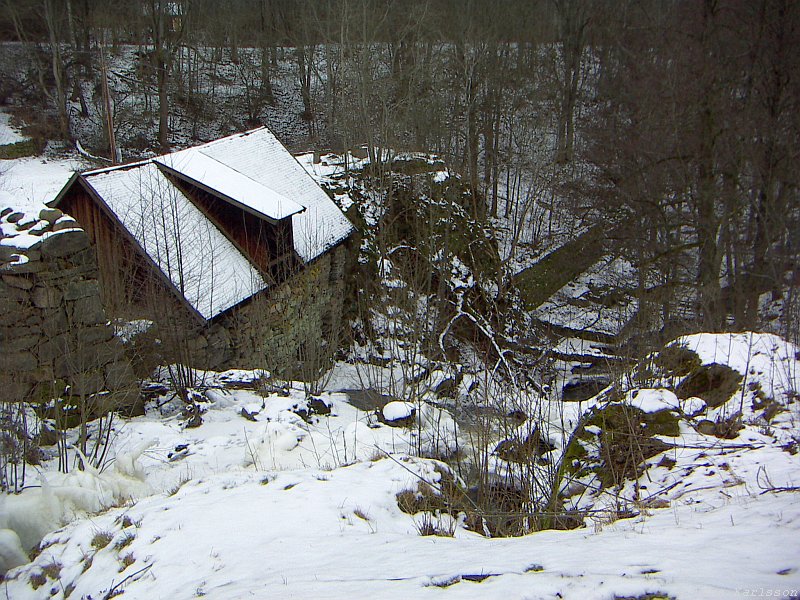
[197,127,355,262]
[0,206,138,408]
[84,163,267,320]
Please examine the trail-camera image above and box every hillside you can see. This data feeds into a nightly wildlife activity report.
[2,3,800,597]
[0,332,797,599]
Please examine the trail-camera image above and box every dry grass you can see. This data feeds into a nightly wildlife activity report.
[119,552,136,572]
[41,560,62,579]
[115,531,136,550]
[91,530,114,550]
[29,572,47,589]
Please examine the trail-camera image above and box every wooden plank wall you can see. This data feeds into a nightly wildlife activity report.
[58,185,182,320]
[170,179,299,284]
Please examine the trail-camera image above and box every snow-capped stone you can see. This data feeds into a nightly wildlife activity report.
[382,401,416,423]
[622,388,680,413]
[681,396,707,417]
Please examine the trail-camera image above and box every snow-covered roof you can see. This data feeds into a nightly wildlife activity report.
[155,150,305,222]
[60,127,354,321]
[83,163,267,320]
[534,256,639,338]
[194,128,354,262]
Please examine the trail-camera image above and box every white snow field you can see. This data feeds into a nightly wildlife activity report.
[0,154,85,214]
[0,332,798,599]
[0,112,26,146]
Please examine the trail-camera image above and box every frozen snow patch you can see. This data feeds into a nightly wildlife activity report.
[622,388,680,413]
[383,401,416,422]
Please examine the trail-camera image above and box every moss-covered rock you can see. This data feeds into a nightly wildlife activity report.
[562,401,679,491]
[652,344,702,378]
[494,429,556,464]
[675,363,742,408]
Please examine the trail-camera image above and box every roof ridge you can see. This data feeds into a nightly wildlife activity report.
[81,127,268,177]
[83,158,153,176]
[194,147,291,203]
[189,126,267,152]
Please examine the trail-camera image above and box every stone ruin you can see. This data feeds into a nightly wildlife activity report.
[0,207,138,414]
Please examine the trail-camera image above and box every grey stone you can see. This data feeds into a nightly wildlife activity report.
[0,281,30,303]
[40,230,89,258]
[28,220,51,235]
[36,263,93,282]
[12,364,55,387]
[0,307,28,325]
[0,324,41,340]
[187,334,208,352]
[31,285,63,308]
[104,361,137,390]
[37,333,70,362]
[23,249,41,262]
[68,247,97,268]
[54,346,102,377]
[39,208,63,224]
[0,246,21,262]
[14,219,35,232]
[41,310,69,335]
[96,339,125,362]
[6,212,23,223]
[75,325,114,346]
[207,327,231,351]
[4,334,39,352]
[68,369,105,396]
[0,274,33,290]
[69,294,106,326]
[51,219,79,232]
[1,258,43,274]
[63,279,99,301]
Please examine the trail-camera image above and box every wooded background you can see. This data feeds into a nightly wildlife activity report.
[1,0,798,339]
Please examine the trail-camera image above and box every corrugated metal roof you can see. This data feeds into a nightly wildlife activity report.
[84,163,268,320]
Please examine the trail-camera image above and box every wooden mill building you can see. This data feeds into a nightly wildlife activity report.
[51,127,354,373]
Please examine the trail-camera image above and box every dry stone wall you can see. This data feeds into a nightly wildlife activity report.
[114,243,351,379]
[0,207,137,412]
[215,243,350,376]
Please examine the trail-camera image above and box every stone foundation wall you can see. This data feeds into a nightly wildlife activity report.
[120,243,351,379]
[213,243,349,376]
[0,208,137,411]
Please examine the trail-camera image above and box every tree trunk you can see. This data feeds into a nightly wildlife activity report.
[44,0,71,141]
[157,56,170,151]
[554,0,587,164]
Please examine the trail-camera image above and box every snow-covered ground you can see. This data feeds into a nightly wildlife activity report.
[0,112,26,146]
[1,333,798,599]
[3,103,800,600]
[533,255,638,339]
[0,155,84,214]
[0,111,86,212]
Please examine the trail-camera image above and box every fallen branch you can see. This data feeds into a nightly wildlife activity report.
[759,486,800,495]
[102,564,153,599]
